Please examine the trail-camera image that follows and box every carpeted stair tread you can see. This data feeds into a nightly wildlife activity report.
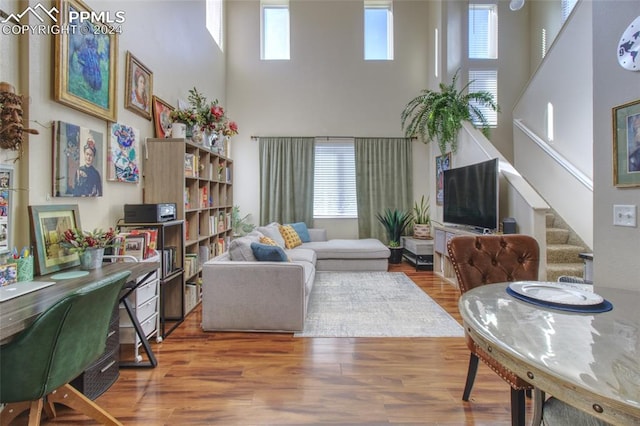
[547,244,585,263]
[546,228,569,244]
[547,263,584,282]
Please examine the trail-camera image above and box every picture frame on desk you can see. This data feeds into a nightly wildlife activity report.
[123,235,146,261]
[28,204,81,275]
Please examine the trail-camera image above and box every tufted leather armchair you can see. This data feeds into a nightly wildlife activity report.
[448,234,541,426]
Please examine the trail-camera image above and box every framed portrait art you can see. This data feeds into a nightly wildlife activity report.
[53,0,118,122]
[613,99,640,187]
[125,52,153,120]
[152,96,174,138]
[28,205,81,275]
[53,121,104,197]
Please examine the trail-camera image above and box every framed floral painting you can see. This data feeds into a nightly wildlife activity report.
[108,123,140,183]
[53,0,118,122]
[124,51,153,120]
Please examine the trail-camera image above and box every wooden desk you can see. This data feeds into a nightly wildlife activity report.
[459,283,640,425]
[0,262,159,342]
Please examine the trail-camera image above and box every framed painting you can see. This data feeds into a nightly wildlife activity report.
[124,51,153,120]
[28,204,81,275]
[435,152,451,206]
[108,123,140,183]
[613,99,640,187]
[152,96,174,138]
[53,0,118,122]
[0,165,13,254]
[53,121,104,197]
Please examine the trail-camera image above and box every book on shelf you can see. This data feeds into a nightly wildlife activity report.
[184,187,191,209]
[184,253,199,279]
[200,186,208,209]
[185,153,197,178]
[162,246,178,276]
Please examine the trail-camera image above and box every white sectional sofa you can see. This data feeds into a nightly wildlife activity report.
[201,224,389,332]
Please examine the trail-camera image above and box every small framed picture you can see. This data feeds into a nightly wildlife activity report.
[28,204,81,275]
[435,152,451,206]
[0,263,18,286]
[124,235,146,261]
[124,51,153,120]
[152,96,174,138]
[613,99,640,187]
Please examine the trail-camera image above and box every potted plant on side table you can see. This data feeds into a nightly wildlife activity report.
[376,208,412,264]
[412,195,432,240]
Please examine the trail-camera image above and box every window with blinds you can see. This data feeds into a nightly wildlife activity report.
[261,0,290,60]
[469,70,498,127]
[313,139,358,218]
[468,3,498,59]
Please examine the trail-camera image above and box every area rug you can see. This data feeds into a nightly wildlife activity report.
[294,272,465,338]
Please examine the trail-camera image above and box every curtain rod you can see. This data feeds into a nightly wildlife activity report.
[250,136,416,141]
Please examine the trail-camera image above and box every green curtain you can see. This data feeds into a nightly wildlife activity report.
[259,137,315,225]
[355,138,413,242]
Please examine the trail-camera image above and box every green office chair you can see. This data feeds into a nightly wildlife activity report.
[0,270,131,426]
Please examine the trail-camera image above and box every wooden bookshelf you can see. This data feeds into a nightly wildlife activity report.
[144,138,233,314]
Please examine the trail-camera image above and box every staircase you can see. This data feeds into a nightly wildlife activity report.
[545,211,587,281]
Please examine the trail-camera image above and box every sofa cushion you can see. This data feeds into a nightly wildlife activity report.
[300,238,390,259]
[260,236,278,246]
[279,224,303,249]
[289,222,311,242]
[256,222,286,247]
[287,247,317,265]
[251,242,289,262]
[228,234,261,261]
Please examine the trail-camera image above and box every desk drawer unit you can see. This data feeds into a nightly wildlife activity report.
[120,312,159,342]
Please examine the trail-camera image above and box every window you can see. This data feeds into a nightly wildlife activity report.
[261,0,290,60]
[546,102,554,142]
[313,139,358,218]
[561,0,578,24]
[468,3,498,59]
[206,0,223,50]
[364,0,393,60]
[469,70,498,127]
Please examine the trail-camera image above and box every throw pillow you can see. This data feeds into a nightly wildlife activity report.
[256,222,286,247]
[260,236,278,246]
[289,222,311,243]
[250,242,289,262]
[228,235,259,261]
[279,224,302,249]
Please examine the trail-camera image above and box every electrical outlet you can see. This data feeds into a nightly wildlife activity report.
[613,205,637,227]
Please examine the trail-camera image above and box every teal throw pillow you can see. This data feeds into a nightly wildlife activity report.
[250,242,289,262]
[290,222,311,243]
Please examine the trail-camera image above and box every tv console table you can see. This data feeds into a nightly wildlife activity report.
[433,225,481,287]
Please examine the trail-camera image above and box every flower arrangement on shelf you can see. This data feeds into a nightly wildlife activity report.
[60,228,115,254]
[171,87,238,136]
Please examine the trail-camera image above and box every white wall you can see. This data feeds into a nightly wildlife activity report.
[7,0,226,246]
[592,1,640,291]
[226,0,433,236]
[512,0,593,248]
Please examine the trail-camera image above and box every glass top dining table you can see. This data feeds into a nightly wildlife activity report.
[458,282,639,425]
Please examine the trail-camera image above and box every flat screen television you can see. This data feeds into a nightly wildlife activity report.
[443,158,499,232]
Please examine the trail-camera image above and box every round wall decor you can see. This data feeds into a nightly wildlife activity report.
[618,15,640,71]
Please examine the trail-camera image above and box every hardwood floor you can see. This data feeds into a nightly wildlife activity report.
[32,262,535,425]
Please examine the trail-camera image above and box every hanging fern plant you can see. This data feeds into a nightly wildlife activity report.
[401,69,499,155]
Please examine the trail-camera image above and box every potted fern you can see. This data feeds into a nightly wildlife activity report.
[400,69,499,155]
[376,208,412,264]
[412,195,431,240]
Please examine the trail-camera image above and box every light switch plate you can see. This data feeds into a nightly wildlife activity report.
[613,205,637,227]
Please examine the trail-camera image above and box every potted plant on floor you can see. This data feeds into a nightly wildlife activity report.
[412,195,432,240]
[400,68,499,155]
[376,208,412,264]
